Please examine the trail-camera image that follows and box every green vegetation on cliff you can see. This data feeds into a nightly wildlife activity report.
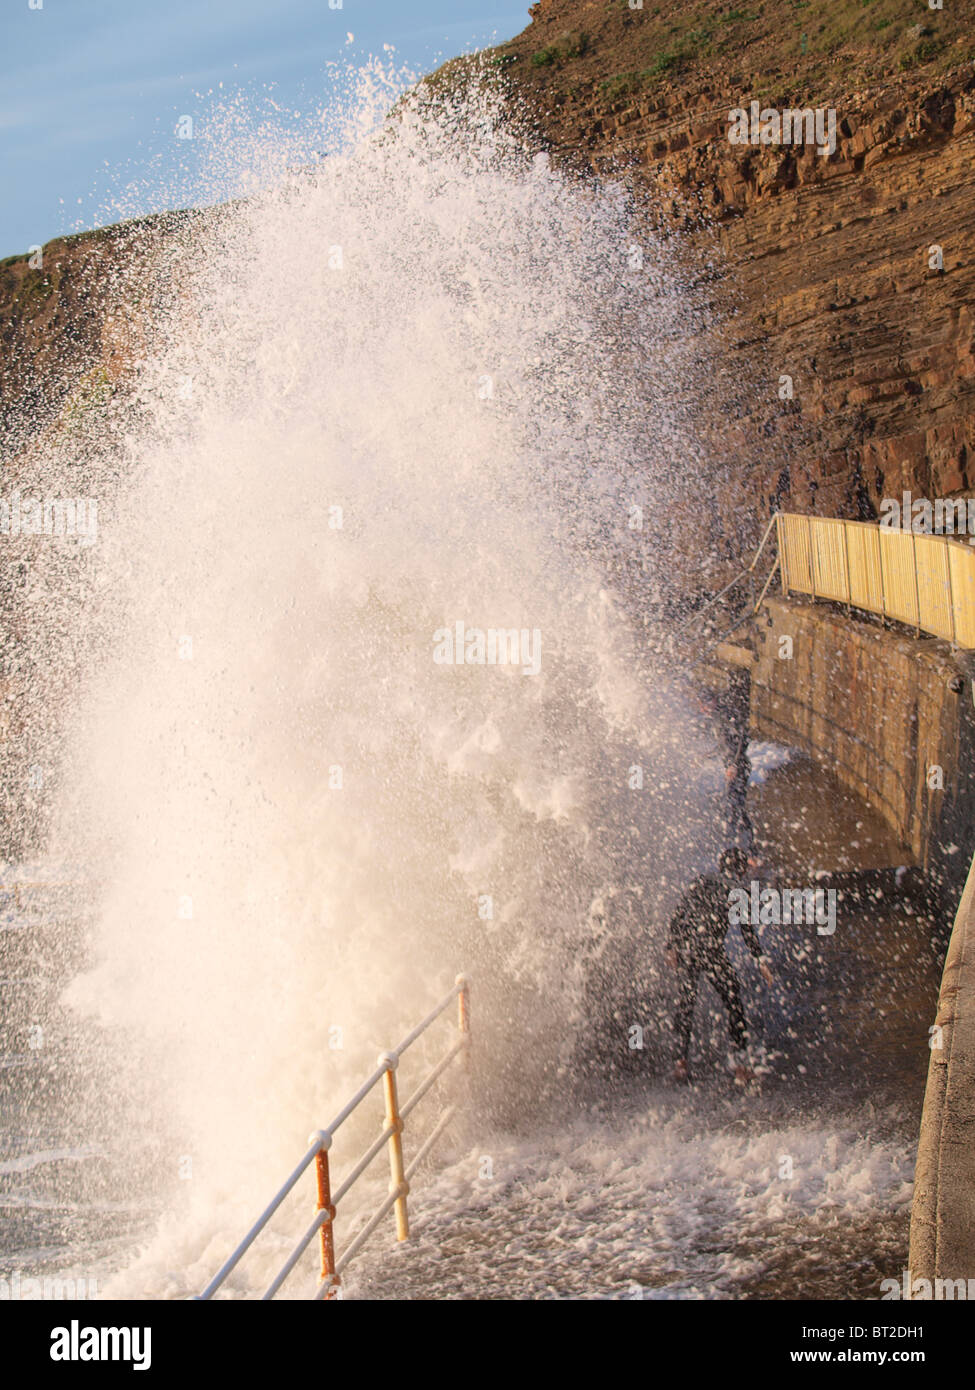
[434,0,975,109]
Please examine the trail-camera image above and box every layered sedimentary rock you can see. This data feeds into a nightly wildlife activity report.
[477,0,975,569]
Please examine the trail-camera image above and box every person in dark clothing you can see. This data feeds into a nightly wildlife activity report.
[723,732,754,853]
[693,673,755,853]
[665,847,773,1084]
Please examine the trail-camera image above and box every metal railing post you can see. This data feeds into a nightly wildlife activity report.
[312,1131,340,1300]
[200,980,471,1299]
[380,1052,410,1241]
[912,530,922,636]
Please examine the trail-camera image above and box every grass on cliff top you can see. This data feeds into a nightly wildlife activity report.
[453,0,975,109]
[0,208,203,276]
[0,225,122,274]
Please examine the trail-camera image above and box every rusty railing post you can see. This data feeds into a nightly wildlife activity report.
[312,1131,340,1299]
[379,1053,409,1241]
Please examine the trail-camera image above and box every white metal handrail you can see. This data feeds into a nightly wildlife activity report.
[198,974,471,1301]
[671,513,781,665]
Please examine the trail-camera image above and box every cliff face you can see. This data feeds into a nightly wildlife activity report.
[0,211,197,454]
[474,0,975,553]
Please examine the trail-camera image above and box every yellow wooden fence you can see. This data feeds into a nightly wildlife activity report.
[777,513,975,649]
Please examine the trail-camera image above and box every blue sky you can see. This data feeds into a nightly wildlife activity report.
[1,0,531,259]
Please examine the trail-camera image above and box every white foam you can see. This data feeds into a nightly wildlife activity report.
[25,67,713,1292]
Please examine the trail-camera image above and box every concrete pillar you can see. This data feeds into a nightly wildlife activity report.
[910,847,975,1292]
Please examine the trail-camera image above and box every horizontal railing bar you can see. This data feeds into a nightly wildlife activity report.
[317,982,462,1146]
[671,569,752,638]
[405,1106,456,1182]
[323,1061,388,1139]
[200,978,470,1301]
[332,1189,402,1278]
[400,1037,466,1121]
[317,1184,406,1289]
[389,981,462,1062]
[198,1137,323,1300]
[275,999,465,1296]
[672,513,780,640]
[753,552,781,612]
[317,985,456,1130]
[332,1124,398,1208]
[748,513,781,570]
[260,1210,326,1302]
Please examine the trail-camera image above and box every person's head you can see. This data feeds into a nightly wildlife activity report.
[718,847,749,880]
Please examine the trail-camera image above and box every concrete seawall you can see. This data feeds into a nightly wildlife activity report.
[750,594,975,903]
[909,849,975,1291]
[736,589,975,1292]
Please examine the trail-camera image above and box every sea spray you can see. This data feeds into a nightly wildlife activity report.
[11,64,721,1293]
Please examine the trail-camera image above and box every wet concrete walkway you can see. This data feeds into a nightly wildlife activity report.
[346,747,949,1299]
[747,748,946,1110]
